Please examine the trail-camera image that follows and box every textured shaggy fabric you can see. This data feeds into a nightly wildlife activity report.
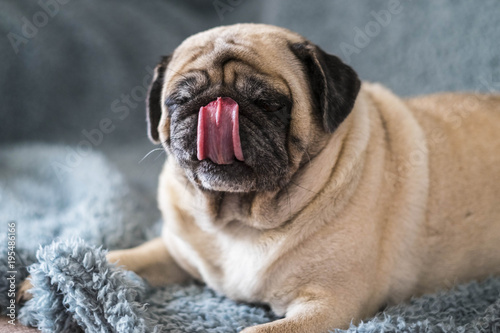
[1,145,500,332]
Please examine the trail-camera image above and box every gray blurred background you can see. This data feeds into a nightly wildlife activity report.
[1,0,499,190]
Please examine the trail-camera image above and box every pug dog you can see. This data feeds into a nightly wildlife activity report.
[23,24,500,332]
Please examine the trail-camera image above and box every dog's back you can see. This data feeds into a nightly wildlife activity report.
[405,93,500,291]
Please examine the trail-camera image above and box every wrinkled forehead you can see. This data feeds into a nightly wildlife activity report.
[164,27,305,95]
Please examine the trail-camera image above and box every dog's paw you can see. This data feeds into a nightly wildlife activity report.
[240,324,276,333]
[16,277,34,305]
[106,250,127,266]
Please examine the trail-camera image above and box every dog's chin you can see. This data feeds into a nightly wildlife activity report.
[190,159,257,193]
[198,177,254,193]
[184,159,285,193]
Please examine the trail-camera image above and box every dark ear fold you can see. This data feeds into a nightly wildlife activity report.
[290,43,361,133]
[147,55,171,144]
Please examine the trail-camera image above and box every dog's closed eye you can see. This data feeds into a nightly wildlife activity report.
[254,99,285,113]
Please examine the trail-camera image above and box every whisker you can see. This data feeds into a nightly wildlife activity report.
[289,180,319,194]
[304,150,312,166]
[139,148,165,164]
[285,186,292,220]
[153,150,166,162]
[166,66,189,80]
[183,173,195,197]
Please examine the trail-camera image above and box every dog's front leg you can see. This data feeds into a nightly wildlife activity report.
[106,237,190,286]
[241,290,365,333]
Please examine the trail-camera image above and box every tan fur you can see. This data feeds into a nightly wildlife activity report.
[20,24,500,332]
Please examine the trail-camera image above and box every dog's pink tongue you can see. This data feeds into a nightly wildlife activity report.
[197,97,244,164]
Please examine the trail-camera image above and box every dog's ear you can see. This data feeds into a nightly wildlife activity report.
[147,55,171,144]
[290,43,360,133]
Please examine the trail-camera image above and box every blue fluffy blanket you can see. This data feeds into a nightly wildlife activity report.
[1,144,499,332]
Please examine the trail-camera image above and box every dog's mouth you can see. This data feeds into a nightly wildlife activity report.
[197,97,244,165]
[194,97,254,191]
[194,158,256,191]
[167,94,290,193]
